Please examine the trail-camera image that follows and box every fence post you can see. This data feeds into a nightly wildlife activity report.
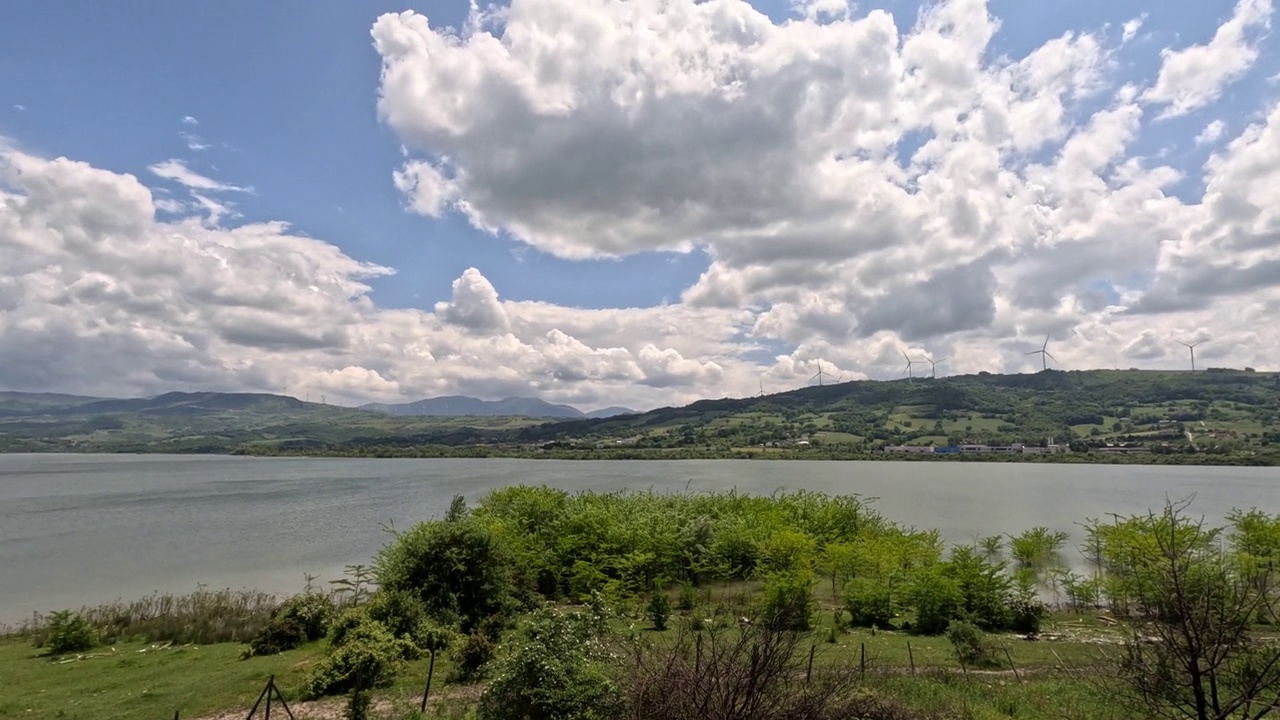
[859,642,866,677]
[907,641,915,677]
[420,647,438,713]
[1001,643,1022,684]
[806,643,815,683]
[1050,647,1077,680]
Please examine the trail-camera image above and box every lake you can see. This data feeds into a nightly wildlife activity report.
[2,454,1278,624]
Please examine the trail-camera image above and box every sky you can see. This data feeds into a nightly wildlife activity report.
[1,0,1278,411]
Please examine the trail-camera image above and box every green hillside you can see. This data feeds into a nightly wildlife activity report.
[0,391,548,453]
[495,369,1279,458]
[5,370,1279,463]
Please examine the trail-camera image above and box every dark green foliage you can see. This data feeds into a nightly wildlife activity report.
[363,589,430,641]
[945,546,1014,631]
[449,631,496,683]
[446,494,469,523]
[842,578,893,628]
[478,608,621,720]
[646,592,672,631]
[760,571,815,631]
[945,620,996,667]
[375,519,515,634]
[905,569,963,635]
[246,592,336,656]
[246,617,307,657]
[677,583,697,612]
[345,688,372,720]
[305,615,413,698]
[45,611,96,654]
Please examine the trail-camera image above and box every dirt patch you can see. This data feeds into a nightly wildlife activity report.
[188,684,485,720]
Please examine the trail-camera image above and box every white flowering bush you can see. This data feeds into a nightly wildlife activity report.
[477,606,622,720]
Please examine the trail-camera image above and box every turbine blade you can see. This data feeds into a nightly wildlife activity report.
[1044,351,1056,362]
[1024,351,1038,356]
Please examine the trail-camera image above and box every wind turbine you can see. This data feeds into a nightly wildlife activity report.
[758,379,765,397]
[810,361,830,386]
[1025,334,1055,371]
[1177,340,1202,372]
[923,356,948,379]
[901,350,923,379]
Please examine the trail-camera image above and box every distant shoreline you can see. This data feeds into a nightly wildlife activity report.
[2,446,1276,466]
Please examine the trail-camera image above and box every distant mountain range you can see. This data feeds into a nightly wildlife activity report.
[359,396,637,419]
[0,390,636,420]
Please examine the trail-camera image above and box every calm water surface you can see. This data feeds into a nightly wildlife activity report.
[2,454,1278,623]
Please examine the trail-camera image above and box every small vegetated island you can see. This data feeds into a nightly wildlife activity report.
[5,487,1279,720]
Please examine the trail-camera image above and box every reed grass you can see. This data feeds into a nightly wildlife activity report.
[7,586,283,646]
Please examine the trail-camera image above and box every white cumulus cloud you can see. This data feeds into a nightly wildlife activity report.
[1142,0,1272,118]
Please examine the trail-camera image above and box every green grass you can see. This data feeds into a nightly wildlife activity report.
[0,639,324,720]
[0,637,457,720]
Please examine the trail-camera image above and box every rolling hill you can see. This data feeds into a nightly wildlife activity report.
[360,395,637,419]
[488,369,1280,459]
[3,370,1277,460]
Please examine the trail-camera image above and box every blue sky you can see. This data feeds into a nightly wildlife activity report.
[3,0,1261,310]
[2,0,1279,407]
[0,0,713,310]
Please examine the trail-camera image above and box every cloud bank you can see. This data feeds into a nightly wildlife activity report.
[3,0,1280,409]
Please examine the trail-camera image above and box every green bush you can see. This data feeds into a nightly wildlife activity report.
[945,619,996,666]
[759,570,815,631]
[46,611,96,654]
[449,631,496,683]
[375,519,515,634]
[247,617,308,657]
[842,578,893,628]
[677,583,697,612]
[246,592,336,656]
[646,592,672,631]
[305,617,413,698]
[363,589,430,641]
[278,592,336,640]
[478,608,621,720]
[905,569,962,635]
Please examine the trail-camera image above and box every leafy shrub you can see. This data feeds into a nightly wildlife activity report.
[375,519,515,634]
[1007,593,1048,634]
[279,592,336,640]
[842,578,893,629]
[946,547,1014,631]
[478,608,621,720]
[46,611,96,654]
[759,570,815,631]
[945,620,995,666]
[449,631,496,683]
[905,569,962,635]
[247,617,308,657]
[677,583,697,612]
[363,589,430,641]
[247,592,336,656]
[305,616,413,698]
[647,592,672,631]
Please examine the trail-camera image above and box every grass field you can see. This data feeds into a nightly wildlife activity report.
[0,637,464,720]
[1,621,1124,720]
